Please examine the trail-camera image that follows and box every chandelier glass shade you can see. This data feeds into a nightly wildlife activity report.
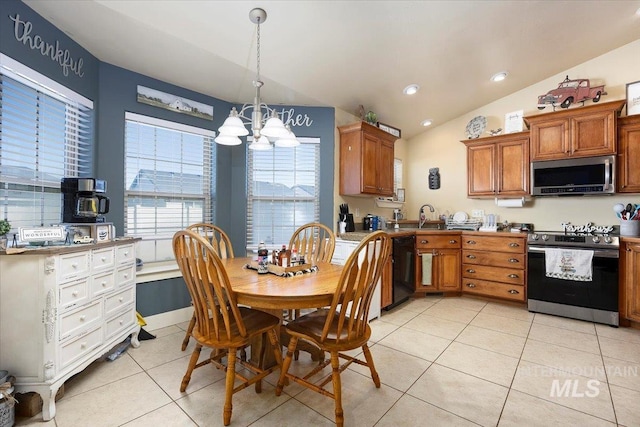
[214,8,299,149]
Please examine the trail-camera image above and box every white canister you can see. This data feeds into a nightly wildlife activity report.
[620,220,640,237]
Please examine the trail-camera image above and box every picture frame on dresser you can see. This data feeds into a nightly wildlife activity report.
[627,80,640,116]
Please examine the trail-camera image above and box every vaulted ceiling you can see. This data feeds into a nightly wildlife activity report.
[23,0,640,138]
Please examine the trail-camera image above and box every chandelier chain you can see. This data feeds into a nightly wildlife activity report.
[256,16,261,84]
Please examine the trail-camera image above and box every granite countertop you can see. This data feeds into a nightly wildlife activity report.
[338,227,527,241]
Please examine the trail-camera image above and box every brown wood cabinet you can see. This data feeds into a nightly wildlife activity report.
[461,233,527,302]
[338,121,397,196]
[617,115,640,193]
[620,238,640,322]
[463,132,529,198]
[525,100,625,161]
[415,232,461,292]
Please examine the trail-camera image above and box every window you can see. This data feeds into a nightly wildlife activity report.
[0,54,93,230]
[124,113,215,263]
[247,138,320,251]
[394,158,403,194]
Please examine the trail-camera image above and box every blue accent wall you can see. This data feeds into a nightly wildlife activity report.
[1,0,336,317]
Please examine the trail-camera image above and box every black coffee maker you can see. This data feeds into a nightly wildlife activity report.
[61,178,110,223]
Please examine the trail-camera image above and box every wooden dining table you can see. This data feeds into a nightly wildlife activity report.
[220,256,344,364]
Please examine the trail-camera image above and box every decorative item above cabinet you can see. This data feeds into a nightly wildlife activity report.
[524,99,625,161]
[339,121,398,197]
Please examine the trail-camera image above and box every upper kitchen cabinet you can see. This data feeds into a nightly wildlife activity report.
[338,122,397,197]
[463,131,530,198]
[617,115,640,193]
[525,100,626,161]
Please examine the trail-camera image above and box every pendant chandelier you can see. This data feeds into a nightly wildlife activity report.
[214,8,299,150]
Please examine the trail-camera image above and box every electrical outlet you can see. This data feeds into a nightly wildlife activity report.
[355,208,360,217]
[471,209,484,218]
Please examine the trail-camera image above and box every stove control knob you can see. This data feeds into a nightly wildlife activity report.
[604,236,613,244]
[530,233,539,241]
[592,236,600,243]
[541,234,549,241]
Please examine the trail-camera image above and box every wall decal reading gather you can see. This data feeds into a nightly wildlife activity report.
[278,108,313,128]
[9,13,84,78]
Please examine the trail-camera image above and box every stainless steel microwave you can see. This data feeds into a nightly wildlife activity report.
[531,155,615,196]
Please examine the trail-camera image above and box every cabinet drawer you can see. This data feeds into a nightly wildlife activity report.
[462,279,525,302]
[105,304,136,340]
[416,234,460,249]
[116,244,135,265]
[462,236,525,253]
[59,299,102,342]
[59,278,89,311]
[91,271,115,298]
[60,326,103,369]
[92,247,115,272]
[116,264,136,286]
[58,252,90,282]
[462,264,524,285]
[105,285,135,317]
[463,250,526,269]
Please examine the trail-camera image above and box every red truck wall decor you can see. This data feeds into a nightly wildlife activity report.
[537,76,606,110]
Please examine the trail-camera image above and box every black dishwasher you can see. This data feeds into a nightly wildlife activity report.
[387,235,415,309]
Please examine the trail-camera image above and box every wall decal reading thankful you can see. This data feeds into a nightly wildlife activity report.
[9,13,85,78]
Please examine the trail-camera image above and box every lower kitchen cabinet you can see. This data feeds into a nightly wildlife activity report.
[461,233,527,302]
[0,239,140,420]
[620,238,640,322]
[415,232,461,292]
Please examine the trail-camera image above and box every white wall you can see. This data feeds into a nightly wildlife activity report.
[402,39,640,231]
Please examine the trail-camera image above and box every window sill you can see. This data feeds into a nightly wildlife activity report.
[136,260,181,283]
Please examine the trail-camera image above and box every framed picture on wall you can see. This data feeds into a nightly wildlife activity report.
[627,80,640,116]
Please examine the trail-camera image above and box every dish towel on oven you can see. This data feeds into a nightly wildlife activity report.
[545,248,593,281]
[421,253,433,285]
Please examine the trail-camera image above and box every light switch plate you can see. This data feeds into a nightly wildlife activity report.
[471,209,484,218]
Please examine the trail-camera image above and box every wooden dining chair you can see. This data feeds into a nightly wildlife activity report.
[289,222,336,265]
[275,231,391,427]
[172,229,283,426]
[181,223,234,351]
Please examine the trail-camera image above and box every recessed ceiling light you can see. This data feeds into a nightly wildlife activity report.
[403,84,420,95]
[421,119,432,127]
[490,71,508,82]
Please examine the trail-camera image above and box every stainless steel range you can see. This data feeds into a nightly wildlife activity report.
[527,228,619,326]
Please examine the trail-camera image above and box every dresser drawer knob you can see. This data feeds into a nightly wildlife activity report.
[508,274,519,278]
[72,263,78,269]
[466,254,476,259]
[124,251,129,256]
[420,239,428,244]
[466,269,475,273]
[466,283,477,288]
[79,315,86,321]
[102,281,107,287]
[101,257,106,262]
[466,240,476,245]
[449,239,456,244]
[508,258,519,263]
[80,341,87,349]
[120,319,124,325]
[119,297,124,303]
[508,243,520,248]
[72,291,78,297]
[508,289,520,294]
[123,273,129,279]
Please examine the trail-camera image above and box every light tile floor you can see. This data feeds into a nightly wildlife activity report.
[15,295,640,426]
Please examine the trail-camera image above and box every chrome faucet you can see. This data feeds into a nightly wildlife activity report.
[418,204,435,228]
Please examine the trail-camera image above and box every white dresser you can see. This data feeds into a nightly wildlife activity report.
[332,238,381,321]
[0,238,140,420]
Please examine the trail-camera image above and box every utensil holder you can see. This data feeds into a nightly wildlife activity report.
[620,220,640,237]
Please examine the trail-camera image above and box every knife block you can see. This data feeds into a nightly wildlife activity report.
[345,214,355,232]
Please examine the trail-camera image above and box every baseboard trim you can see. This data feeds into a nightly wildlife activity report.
[143,307,192,331]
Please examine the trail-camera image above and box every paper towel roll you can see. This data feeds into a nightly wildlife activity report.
[495,197,525,208]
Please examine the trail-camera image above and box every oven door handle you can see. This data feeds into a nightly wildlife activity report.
[527,246,619,259]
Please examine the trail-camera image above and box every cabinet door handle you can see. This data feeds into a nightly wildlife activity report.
[449,239,457,244]
[508,258,519,263]
[466,269,475,273]
[508,242,520,248]
[466,283,477,288]
[466,254,476,259]
[508,274,519,278]
[508,289,520,294]
[420,239,428,244]
[466,240,476,245]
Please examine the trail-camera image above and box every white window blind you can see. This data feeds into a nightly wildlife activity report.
[394,158,403,194]
[0,55,93,230]
[247,137,320,250]
[124,112,215,263]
